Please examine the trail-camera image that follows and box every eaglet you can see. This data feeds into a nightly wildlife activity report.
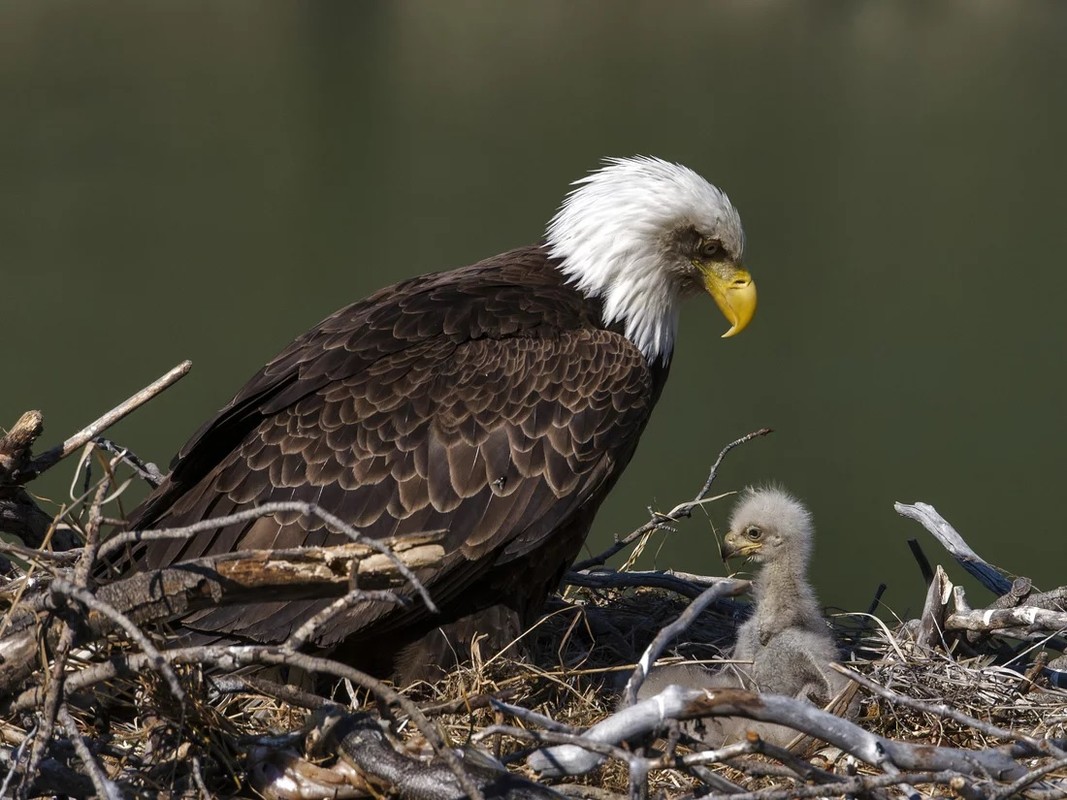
[637,487,851,747]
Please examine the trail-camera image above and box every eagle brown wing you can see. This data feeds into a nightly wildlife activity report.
[122,247,667,650]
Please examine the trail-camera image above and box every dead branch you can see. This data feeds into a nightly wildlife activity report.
[0,534,446,692]
[50,578,185,702]
[903,563,1067,645]
[18,643,489,800]
[527,684,1042,785]
[698,770,980,800]
[835,664,1067,758]
[58,704,122,800]
[0,412,54,547]
[21,361,192,482]
[0,363,190,547]
[564,568,729,599]
[894,501,1013,596]
[100,500,441,613]
[573,428,772,571]
[284,589,409,650]
[0,412,44,480]
[912,563,952,650]
[946,604,1067,637]
[291,708,564,800]
[621,578,750,706]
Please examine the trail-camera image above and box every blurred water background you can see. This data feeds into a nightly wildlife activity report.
[3,1,1066,619]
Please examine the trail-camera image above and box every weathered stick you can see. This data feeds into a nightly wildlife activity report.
[9,644,489,800]
[894,501,1013,595]
[0,411,44,480]
[834,664,1067,759]
[913,564,952,650]
[622,578,749,706]
[286,709,563,800]
[21,361,192,482]
[564,568,730,599]
[946,605,1067,636]
[527,684,1034,783]
[0,535,445,692]
[100,501,440,613]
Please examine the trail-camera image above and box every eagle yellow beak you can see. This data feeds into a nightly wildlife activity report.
[704,266,757,338]
[720,531,761,561]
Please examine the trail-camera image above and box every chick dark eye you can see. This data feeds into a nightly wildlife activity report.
[746,526,761,541]
[701,240,721,258]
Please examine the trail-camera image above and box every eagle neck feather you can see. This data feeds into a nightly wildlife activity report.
[547,242,679,365]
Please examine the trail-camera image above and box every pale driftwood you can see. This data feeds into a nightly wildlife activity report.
[527,684,1043,787]
[913,564,952,649]
[946,605,1067,636]
[907,566,1067,644]
[894,501,1013,595]
[621,578,749,706]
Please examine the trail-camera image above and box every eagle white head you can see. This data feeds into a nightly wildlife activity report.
[546,156,755,363]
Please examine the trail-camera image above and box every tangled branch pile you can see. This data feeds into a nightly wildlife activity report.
[2,367,1066,799]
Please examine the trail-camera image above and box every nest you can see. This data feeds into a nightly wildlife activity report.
[2,403,1067,799]
[3,553,1067,799]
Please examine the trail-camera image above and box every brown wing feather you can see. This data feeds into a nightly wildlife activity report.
[121,246,667,650]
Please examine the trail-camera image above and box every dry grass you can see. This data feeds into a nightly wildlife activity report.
[5,574,1062,798]
[2,440,1065,797]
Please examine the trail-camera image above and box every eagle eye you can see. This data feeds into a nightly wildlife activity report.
[745,526,761,541]
[700,239,722,258]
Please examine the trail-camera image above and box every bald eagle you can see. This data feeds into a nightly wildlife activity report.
[122,157,756,682]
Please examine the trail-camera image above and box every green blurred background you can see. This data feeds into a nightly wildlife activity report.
[3,1,1066,619]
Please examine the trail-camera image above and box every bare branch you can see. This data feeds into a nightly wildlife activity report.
[301,709,562,800]
[894,501,1013,596]
[622,578,749,706]
[23,361,192,481]
[50,578,185,703]
[564,568,730,599]
[284,589,409,651]
[0,411,44,480]
[946,605,1067,637]
[58,705,122,800]
[833,664,1067,758]
[528,685,1036,783]
[100,500,441,614]
[0,534,445,691]
[913,564,952,650]
[574,428,772,571]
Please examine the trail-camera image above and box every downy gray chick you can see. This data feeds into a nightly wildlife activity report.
[636,487,850,747]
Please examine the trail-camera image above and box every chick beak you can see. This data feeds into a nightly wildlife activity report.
[704,266,757,338]
[721,530,761,562]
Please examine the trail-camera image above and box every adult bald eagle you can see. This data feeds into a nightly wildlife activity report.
[122,157,756,682]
